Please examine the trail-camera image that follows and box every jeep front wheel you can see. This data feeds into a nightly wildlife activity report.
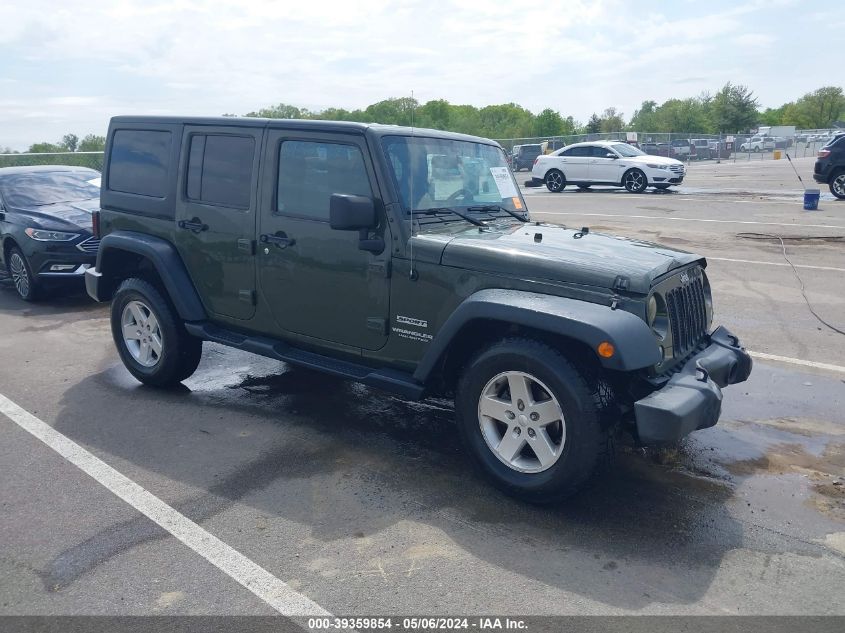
[111,278,203,387]
[456,338,609,503]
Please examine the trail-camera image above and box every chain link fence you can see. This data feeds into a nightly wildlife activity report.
[496,129,840,163]
[0,151,104,171]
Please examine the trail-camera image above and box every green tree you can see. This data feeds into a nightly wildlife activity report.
[533,108,565,137]
[599,107,625,133]
[790,86,845,128]
[585,113,601,133]
[655,98,709,133]
[78,134,106,151]
[417,99,452,130]
[246,103,307,119]
[28,142,66,153]
[629,100,658,131]
[62,133,79,152]
[708,82,759,133]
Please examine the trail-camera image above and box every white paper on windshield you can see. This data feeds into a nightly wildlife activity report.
[489,167,518,199]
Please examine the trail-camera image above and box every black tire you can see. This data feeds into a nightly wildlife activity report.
[110,277,203,387]
[622,168,648,193]
[544,169,566,193]
[455,338,610,503]
[654,184,671,190]
[577,185,591,191]
[830,171,845,200]
[6,246,41,302]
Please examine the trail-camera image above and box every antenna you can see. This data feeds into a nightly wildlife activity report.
[409,89,418,281]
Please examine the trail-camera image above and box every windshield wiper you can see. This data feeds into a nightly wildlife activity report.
[466,204,529,222]
[413,207,486,227]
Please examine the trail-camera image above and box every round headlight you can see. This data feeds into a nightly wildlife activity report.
[647,295,658,326]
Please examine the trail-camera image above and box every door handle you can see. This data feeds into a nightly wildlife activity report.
[260,232,296,249]
[178,218,208,233]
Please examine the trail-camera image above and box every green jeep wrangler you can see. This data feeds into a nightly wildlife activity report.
[86,116,752,502]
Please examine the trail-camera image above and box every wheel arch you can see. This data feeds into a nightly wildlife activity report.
[94,231,206,321]
[414,289,660,388]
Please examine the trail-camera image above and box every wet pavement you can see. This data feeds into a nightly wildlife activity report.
[1,158,844,616]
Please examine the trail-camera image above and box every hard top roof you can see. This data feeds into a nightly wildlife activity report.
[109,116,501,146]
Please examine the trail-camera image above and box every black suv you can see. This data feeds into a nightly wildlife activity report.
[0,166,100,301]
[814,133,845,199]
[86,116,751,502]
[511,144,544,171]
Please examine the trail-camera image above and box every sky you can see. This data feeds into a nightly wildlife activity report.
[0,0,841,151]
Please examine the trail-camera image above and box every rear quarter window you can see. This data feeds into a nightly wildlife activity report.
[108,130,172,198]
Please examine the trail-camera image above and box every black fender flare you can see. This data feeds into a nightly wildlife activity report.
[94,231,206,321]
[413,289,660,383]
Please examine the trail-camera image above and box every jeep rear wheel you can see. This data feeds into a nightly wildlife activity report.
[831,172,845,200]
[456,338,610,503]
[111,278,203,387]
[545,169,566,193]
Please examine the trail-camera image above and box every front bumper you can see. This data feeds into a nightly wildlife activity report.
[634,326,752,444]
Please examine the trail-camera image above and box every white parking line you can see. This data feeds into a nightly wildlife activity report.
[535,211,845,230]
[749,352,845,374]
[0,393,332,618]
[707,257,845,272]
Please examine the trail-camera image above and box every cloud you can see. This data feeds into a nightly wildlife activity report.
[0,0,835,149]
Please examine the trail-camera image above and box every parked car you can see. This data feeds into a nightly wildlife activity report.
[85,116,750,502]
[0,165,100,301]
[531,140,686,193]
[669,139,691,159]
[813,133,845,199]
[511,143,544,171]
[739,136,775,152]
[689,139,711,160]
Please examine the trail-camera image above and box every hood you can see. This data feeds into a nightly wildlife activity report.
[438,223,702,294]
[7,198,98,232]
[626,154,682,166]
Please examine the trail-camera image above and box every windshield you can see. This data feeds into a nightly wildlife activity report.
[382,136,527,216]
[0,170,100,207]
[610,143,646,157]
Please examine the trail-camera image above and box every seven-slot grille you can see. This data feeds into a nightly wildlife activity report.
[76,236,100,253]
[665,273,707,358]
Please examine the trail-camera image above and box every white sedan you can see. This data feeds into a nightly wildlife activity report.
[530,141,686,193]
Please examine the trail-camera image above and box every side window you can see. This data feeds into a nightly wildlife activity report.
[562,147,589,157]
[186,134,254,209]
[592,146,613,158]
[276,140,372,220]
[108,130,172,198]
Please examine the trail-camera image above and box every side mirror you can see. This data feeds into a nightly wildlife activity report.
[329,194,383,254]
[330,194,376,230]
[606,153,617,159]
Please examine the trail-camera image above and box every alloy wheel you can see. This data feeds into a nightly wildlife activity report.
[121,300,163,367]
[624,170,645,192]
[546,171,564,192]
[9,252,31,298]
[832,174,845,199]
[477,371,566,473]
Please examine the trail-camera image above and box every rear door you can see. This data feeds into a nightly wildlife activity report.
[175,125,261,321]
[557,146,591,181]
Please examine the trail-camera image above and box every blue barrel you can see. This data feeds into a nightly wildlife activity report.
[803,189,820,210]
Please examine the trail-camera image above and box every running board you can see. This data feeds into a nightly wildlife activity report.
[184,322,425,400]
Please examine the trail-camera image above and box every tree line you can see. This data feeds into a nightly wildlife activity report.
[7,83,842,154]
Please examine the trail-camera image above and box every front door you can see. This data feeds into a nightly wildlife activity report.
[175,126,261,321]
[588,145,623,183]
[257,131,390,351]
